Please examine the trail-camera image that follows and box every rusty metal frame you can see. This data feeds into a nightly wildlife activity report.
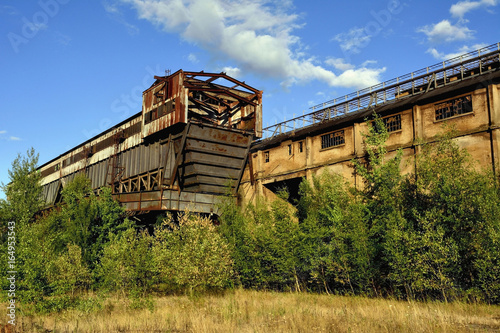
[235,143,252,194]
[169,122,191,188]
[117,169,163,193]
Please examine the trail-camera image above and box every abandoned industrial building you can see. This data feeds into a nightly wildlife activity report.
[38,43,500,215]
[38,70,262,215]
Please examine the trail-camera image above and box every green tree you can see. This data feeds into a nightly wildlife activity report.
[297,171,371,294]
[218,196,263,288]
[57,174,131,268]
[0,148,45,301]
[0,148,43,225]
[352,114,405,294]
[252,191,300,291]
[400,133,500,302]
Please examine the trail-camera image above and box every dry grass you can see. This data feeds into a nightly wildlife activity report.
[4,289,500,332]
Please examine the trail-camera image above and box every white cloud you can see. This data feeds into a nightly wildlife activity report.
[325,58,355,71]
[104,1,139,35]
[118,0,385,89]
[54,31,72,46]
[450,0,498,18]
[221,66,241,78]
[188,53,199,63]
[426,43,488,60]
[418,20,474,43]
[332,27,371,55]
[323,58,385,89]
[361,60,378,67]
[333,67,386,89]
[0,131,21,141]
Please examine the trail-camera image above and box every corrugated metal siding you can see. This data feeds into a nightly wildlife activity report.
[41,180,59,205]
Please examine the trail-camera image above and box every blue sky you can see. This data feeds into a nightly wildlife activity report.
[1,0,499,196]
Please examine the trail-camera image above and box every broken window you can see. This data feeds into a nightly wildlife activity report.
[321,130,345,149]
[383,114,402,132]
[435,95,473,121]
[288,144,292,155]
[264,151,270,163]
[298,141,303,153]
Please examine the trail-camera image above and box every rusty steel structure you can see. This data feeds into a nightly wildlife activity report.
[38,70,262,214]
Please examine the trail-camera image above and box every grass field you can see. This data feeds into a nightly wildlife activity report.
[4,289,500,332]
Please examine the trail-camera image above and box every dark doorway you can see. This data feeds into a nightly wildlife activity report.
[263,177,304,204]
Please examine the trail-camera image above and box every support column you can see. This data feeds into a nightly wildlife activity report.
[488,83,500,173]
[305,136,313,181]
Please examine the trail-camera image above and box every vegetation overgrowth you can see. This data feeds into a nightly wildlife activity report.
[1,115,499,322]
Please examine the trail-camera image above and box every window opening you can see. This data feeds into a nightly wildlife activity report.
[435,95,472,121]
[383,114,402,132]
[321,130,345,149]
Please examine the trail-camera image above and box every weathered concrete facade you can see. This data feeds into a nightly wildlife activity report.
[240,45,500,204]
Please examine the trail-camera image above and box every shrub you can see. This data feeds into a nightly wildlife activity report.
[98,228,154,294]
[153,213,234,294]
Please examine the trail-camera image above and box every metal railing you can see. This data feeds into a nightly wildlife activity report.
[262,42,500,139]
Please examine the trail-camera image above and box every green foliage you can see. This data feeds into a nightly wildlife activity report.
[252,191,300,290]
[58,174,131,268]
[0,153,134,310]
[395,133,500,301]
[46,244,91,296]
[153,213,234,294]
[219,192,301,291]
[98,228,154,294]
[1,131,498,308]
[0,148,43,225]
[297,171,371,294]
[16,221,52,302]
[218,114,500,303]
[218,197,262,288]
[351,114,405,294]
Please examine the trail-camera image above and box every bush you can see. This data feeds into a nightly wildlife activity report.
[46,244,91,296]
[98,228,154,294]
[153,213,234,294]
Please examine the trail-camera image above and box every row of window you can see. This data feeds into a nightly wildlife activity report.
[263,95,473,163]
[144,100,175,125]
